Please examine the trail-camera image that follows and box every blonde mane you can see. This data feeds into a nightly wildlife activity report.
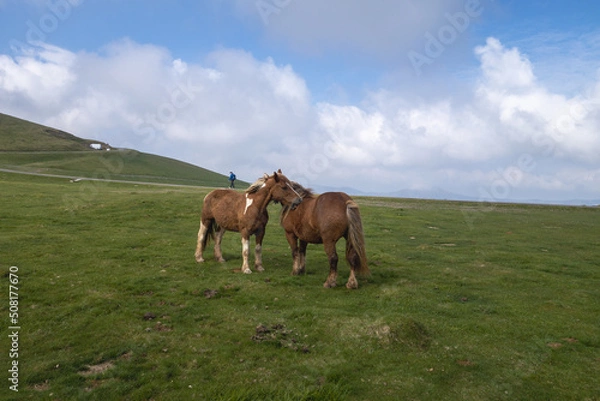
[245,174,270,194]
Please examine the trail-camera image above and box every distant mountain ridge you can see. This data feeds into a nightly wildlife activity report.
[311,184,599,206]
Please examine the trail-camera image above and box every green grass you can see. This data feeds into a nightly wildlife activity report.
[1,172,599,400]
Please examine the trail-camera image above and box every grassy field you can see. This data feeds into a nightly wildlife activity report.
[1,172,599,400]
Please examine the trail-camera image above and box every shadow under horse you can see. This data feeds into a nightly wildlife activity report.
[195,170,302,274]
[280,183,369,289]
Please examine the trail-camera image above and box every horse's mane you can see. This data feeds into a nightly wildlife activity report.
[280,181,315,218]
[289,181,315,198]
[245,175,269,194]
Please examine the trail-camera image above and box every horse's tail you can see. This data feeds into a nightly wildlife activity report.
[199,193,217,249]
[201,219,216,248]
[345,200,369,276]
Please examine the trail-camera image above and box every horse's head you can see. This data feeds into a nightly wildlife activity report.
[268,170,302,210]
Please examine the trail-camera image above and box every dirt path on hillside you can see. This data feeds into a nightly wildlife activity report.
[0,168,216,189]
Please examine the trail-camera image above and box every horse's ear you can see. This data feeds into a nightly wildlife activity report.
[273,171,279,182]
[277,169,282,174]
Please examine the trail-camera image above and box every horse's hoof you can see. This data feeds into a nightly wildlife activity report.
[195,257,204,263]
[323,281,337,288]
[256,266,265,272]
[242,269,252,274]
[346,281,358,289]
[217,257,226,263]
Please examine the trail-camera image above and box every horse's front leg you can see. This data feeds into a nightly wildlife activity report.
[285,232,302,275]
[254,228,265,272]
[297,240,308,275]
[241,235,252,274]
[323,240,339,288]
[213,227,226,263]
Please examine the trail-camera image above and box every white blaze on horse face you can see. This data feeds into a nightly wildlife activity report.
[244,193,253,214]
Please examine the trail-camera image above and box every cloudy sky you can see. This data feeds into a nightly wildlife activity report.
[1,0,599,203]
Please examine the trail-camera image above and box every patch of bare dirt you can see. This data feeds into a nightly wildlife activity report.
[143,312,156,320]
[367,319,431,350]
[153,321,172,332]
[78,361,114,377]
[252,324,310,353]
[31,380,50,391]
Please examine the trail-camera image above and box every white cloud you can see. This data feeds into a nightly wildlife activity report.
[0,36,599,201]
[0,43,76,107]
[476,37,535,88]
[475,38,600,165]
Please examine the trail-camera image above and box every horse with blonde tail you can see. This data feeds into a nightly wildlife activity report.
[280,183,369,289]
[195,170,302,274]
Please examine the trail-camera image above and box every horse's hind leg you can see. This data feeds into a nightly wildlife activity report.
[323,240,339,288]
[254,229,265,272]
[345,239,360,289]
[346,269,358,289]
[195,221,208,263]
[213,227,226,263]
[298,240,308,274]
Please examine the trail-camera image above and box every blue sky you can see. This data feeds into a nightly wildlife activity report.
[1,0,599,203]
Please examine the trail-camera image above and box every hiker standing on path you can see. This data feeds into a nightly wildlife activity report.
[228,171,236,188]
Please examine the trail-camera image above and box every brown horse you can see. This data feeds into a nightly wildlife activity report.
[195,170,302,274]
[280,183,369,289]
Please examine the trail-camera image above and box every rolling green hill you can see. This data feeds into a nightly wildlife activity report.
[0,113,244,187]
[0,112,108,151]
